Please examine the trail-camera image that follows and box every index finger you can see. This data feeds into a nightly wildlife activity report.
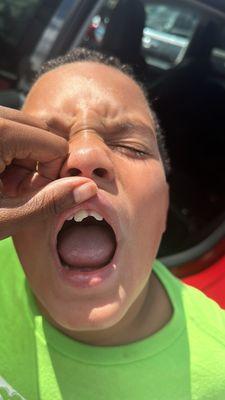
[0,105,48,131]
[0,118,69,165]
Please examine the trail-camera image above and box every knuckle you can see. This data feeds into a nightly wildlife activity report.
[0,120,11,144]
[33,188,58,218]
[46,192,58,216]
[48,188,62,215]
[28,184,71,219]
[0,118,12,167]
[40,187,71,216]
[0,118,7,134]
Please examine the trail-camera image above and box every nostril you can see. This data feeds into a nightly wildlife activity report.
[94,168,107,178]
[68,168,81,176]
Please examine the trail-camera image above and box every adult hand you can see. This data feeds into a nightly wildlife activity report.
[0,106,97,240]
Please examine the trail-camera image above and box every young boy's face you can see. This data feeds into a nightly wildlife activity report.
[13,62,169,340]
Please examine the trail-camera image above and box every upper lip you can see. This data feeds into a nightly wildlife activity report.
[51,189,121,247]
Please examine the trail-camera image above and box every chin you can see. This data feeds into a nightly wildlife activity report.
[42,297,127,334]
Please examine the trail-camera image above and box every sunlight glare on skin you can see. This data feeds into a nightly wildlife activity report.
[13,61,169,345]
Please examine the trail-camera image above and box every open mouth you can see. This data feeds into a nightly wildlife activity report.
[56,210,117,272]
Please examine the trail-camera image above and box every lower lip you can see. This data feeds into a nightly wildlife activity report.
[58,259,117,289]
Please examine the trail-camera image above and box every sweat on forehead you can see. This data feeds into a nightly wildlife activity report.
[28,61,150,113]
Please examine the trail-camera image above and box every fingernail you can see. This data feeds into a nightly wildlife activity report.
[73,182,97,203]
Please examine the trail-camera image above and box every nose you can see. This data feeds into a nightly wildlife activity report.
[60,135,115,183]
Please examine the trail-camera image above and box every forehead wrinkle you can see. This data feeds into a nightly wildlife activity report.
[58,71,148,117]
[69,118,156,148]
[68,97,129,137]
[66,85,127,134]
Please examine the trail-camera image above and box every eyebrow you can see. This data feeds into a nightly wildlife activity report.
[104,121,156,143]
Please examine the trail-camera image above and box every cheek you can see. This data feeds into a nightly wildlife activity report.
[136,177,168,258]
[124,163,169,233]
[13,225,49,281]
[118,162,169,266]
[118,165,168,299]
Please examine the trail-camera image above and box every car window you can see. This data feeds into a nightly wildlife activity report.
[142,3,199,69]
[0,0,40,47]
[30,0,78,72]
[0,0,61,75]
[79,0,200,70]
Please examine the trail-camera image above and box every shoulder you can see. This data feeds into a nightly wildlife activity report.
[182,280,225,344]
[154,260,225,346]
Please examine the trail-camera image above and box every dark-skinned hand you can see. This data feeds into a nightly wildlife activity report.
[0,106,97,240]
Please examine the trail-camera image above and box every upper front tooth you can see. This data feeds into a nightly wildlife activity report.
[90,211,103,221]
[74,210,89,222]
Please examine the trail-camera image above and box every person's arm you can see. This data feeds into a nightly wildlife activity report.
[0,106,97,240]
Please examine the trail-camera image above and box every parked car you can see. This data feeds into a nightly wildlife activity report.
[0,0,225,307]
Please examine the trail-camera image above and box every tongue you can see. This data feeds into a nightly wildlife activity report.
[57,224,116,269]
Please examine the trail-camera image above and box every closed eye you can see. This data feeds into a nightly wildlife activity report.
[109,144,150,159]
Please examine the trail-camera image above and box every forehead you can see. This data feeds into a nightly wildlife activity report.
[24,62,154,135]
[25,62,149,114]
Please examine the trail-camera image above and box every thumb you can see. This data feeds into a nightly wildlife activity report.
[0,178,97,239]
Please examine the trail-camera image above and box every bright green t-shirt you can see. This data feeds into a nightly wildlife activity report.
[0,237,225,400]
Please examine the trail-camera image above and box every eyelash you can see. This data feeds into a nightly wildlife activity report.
[110,145,149,159]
